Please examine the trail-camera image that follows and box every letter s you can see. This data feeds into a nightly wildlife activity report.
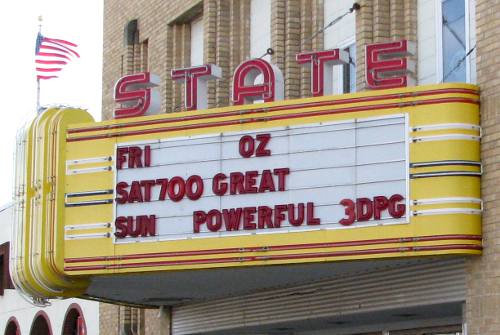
[114,216,128,238]
[114,72,160,119]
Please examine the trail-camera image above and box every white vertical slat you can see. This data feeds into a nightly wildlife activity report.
[468,0,477,84]
[418,0,438,84]
[190,16,204,66]
[250,0,271,60]
[324,0,356,94]
[172,258,466,335]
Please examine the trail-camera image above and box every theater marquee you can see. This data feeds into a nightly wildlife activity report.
[113,115,408,242]
[12,83,482,301]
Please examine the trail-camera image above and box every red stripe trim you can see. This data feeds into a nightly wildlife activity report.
[36,67,62,72]
[36,60,67,65]
[44,37,78,48]
[63,244,482,271]
[66,97,479,142]
[39,45,71,55]
[42,38,80,57]
[37,75,58,80]
[36,52,71,60]
[64,234,482,264]
[67,87,478,135]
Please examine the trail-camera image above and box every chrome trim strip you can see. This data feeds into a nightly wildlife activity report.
[412,123,480,132]
[65,199,113,207]
[65,232,110,240]
[411,134,480,142]
[410,160,481,168]
[411,208,482,216]
[65,190,114,198]
[67,166,113,175]
[410,171,481,178]
[66,156,112,165]
[412,197,482,205]
[65,223,111,231]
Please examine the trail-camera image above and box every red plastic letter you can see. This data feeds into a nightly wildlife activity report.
[171,64,222,111]
[373,196,389,220]
[185,175,204,200]
[206,210,223,232]
[239,135,255,158]
[116,147,128,170]
[296,49,348,96]
[114,216,128,238]
[193,211,207,233]
[339,199,355,226]
[212,173,227,196]
[255,134,271,157]
[114,72,160,119]
[388,194,406,218]
[365,40,416,89]
[356,198,373,221]
[232,59,284,105]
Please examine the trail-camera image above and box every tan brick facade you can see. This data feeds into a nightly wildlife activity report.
[466,1,500,334]
[102,0,365,119]
[102,0,202,119]
[103,0,420,117]
[355,0,417,90]
[99,303,171,335]
[101,1,499,334]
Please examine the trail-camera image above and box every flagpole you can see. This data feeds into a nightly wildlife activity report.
[36,78,41,113]
[37,15,42,114]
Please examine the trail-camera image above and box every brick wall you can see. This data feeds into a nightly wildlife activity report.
[100,1,418,334]
[100,1,500,335]
[102,0,202,119]
[99,303,170,335]
[466,1,500,334]
[99,303,119,334]
[102,0,359,120]
[355,0,417,90]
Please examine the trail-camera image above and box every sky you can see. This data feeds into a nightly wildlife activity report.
[0,1,103,205]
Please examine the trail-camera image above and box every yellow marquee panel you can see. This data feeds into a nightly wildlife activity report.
[12,83,481,300]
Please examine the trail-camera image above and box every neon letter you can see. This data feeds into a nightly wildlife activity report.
[113,72,160,119]
[365,40,416,89]
[296,49,348,96]
[171,64,222,111]
[232,59,284,105]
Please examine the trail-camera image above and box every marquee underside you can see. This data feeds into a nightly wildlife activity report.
[85,257,453,306]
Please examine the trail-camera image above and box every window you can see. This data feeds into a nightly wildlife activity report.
[418,0,476,84]
[168,3,204,111]
[438,0,476,83]
[30,311,52,335]
[4,317,20,335]
[124,20,138,72]
[440,0,467,82]
[341,43,356,94]
[62,304,87,335]
[324,0,356,94]
[190,16,204,66]
[123,20,149,73]
[141,39,149,71]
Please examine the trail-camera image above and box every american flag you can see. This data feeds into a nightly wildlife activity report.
[35,32,80,80]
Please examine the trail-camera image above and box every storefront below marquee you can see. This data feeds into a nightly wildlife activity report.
[92,256,466,335]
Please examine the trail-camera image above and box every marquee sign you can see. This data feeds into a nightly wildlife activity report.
[12,81,481,302]
[113,116,408,242]
[114,40,416,117]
